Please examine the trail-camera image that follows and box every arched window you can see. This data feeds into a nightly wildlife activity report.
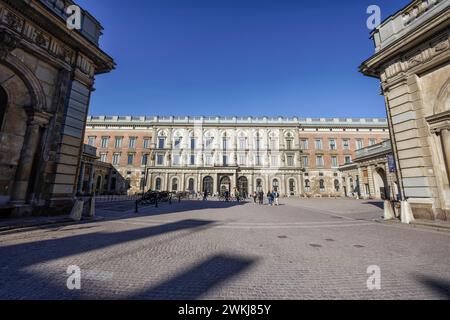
[272,179,279,192]
[171,178,179,192]
[334,179,340,192]
[320,179,325,192]
[155,178,162,191]
[304,179,311,192]
[188,178,195,191]
[0,86,7,130]
[203,176,213,195]
[289,179,296,195]
[256,178,263,192]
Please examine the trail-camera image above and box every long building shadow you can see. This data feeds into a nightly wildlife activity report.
[0,219,214,270]
[130,254,256,300]
[99,200,248,218]
[415,274,450,299]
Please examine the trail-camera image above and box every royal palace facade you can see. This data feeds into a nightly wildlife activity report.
[85,116,389,197]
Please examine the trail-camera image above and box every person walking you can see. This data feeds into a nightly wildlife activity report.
[258,191,264,205]
[274,191,280,206]
[203,190,208,201]
[267,191,274,206]
[235,190,240,203]
[252,192,257,204]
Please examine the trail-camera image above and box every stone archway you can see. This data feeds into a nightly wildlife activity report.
[220,176,231,196]
[237,176,248,198]
[373,167,389,200]
[203,176,214,195]
[0,55,50,206]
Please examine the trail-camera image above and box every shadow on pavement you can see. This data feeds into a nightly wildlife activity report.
[415,275,450,299]
[0,219,215,299]
[105,200,248,217]
[131,254,256,300]
[362,201,384,210]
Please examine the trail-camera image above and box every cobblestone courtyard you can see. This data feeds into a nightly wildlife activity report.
[0,198,449,300]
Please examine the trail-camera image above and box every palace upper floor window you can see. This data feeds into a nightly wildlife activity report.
[356,139,364,150]
[143,138,151,149]
[300,139,309,150]
[302,156,309,168]
[174,137,182,149]
[287,155,294,167]
[101,137,109,148]
[316,155,324,167]
[315,139,323,150]
[329,139,337,150]
[157,154,164,165]
[115,137,123,148]
[158,137,165,149]
[190,138,196,150]
[129,137,137,149]
[286,139,293,150]
[112,153,120,165]
[343,139,350,150]
[239,137,247,150]
[88,136,96,146]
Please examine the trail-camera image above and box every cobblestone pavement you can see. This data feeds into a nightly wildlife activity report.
[0,198,449,300]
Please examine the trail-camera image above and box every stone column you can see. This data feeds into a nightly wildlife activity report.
[441,129,450,185]
[165,172,169,191]
[10,111,50,204]
[181,173,186,192]
[87,164,95,194]
[77,161,85,194]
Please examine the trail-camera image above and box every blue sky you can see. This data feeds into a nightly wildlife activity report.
[77,0,410,118]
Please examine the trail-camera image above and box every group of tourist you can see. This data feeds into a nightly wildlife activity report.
[252,191,280,206]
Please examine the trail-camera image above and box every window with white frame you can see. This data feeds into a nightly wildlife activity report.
[315,139,323,150]
[239,137,246,150]
[190,154,196,165]
[356,139,364,150]
[158,137,165,149]
[300,139,309,150]
[88,136,96,146]
[343,139,350,150]
[287,155,294,167]
[174,137,182,149]
[369,138,376,146]
[127,153,134,165]
[100,153,107,163]
[157,154,164,165]
[101,137,109,148]
[115,137,123,148]
[331,156,338,168]
[112,153,120,165]
[129,137,137,149]
[143,138,151,149]
[329,139,337,150]
[141,154,148,166]
[303,156,309,168]
[345,155,352,164]
[238,154,246,166]
[316,155,324,167]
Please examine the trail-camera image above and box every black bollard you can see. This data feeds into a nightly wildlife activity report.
[135,200,138,213]
[155,197,158,208]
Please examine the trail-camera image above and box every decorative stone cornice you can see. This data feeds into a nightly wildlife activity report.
[427,110,450,133]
